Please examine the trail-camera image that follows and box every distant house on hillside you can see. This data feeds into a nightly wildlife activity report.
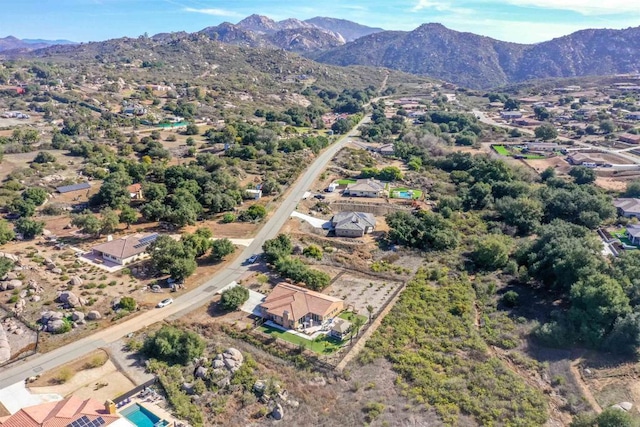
[626,224,640,245]
[567,152,609,166]
[626,112,640,121]
[127,183,143,200]
[619,133,640,144]
[332,212,377,238]
[614,198,640,218]
[526,142,559,152]
[378,143,395,156]
[500,111,523,120]
[344,179,386,198]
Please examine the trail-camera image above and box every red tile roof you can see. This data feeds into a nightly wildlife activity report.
[260,283,343,321]
[0,396,121,427]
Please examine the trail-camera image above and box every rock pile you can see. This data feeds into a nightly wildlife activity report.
[0,324,10,364]
[40,311,66,333]
[212,348,244,373]
[57,291,82,308]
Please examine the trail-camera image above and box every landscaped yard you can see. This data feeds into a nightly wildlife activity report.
[492,145,510,156]
[258,325,344,354]
[336,179,357,185]
[611,229,636,247]
[339,311,368,324]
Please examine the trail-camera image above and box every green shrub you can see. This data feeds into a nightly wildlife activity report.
[220,286,249,311]
[502,290,519,307]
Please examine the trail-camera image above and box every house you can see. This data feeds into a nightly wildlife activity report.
[378,143,395,156]
[567,153,608,166]
[626,224,640,245]
[127,183,143,200]
[619,133,640,145]
[500,111,523,120]
[329,318,352,340]
[91,233,158,265]
[514,118,542,127]
[626,112,640,121]
[526,142,559,152]
[332,212,377,238]
[344,179,386,198]
[326,182,339,193]
[614,198,640,218]
[259,283,344,330]
[245,189,262,200]
[0,395,133,426]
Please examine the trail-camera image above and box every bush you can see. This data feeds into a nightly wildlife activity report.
[119,296,137,311]
[221,213,236,223]
[142,325,205,365]
[502,291,519,307]
[220,286,249,311]
[303,245,323,260]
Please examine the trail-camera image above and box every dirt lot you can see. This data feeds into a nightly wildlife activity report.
[522,156,572,175]
[325,273,403,318]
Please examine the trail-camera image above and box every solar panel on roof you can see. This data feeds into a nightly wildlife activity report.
[90,417,106,426]
[56,182,91,193]
[67,415,91,427]
[133,233,159,248]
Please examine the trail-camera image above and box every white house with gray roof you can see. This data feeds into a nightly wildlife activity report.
[331,212,377,237]
[344,179,386,198]
[626,224,640,245]
[614,198,640,218]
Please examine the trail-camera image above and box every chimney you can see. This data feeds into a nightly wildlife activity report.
[104,400,116,415]
[107,235,113,242]
[283,310,289,327]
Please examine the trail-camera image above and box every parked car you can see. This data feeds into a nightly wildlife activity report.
[157,298,173,308]
[246,254,259,264]
[314,194,326,200]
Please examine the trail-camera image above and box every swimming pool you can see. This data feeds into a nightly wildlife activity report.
[120,403,167,427]
[394,190,413,199]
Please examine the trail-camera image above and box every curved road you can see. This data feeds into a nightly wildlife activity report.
[0,115,371,389]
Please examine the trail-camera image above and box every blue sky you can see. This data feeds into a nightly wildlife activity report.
[3,0,640,44]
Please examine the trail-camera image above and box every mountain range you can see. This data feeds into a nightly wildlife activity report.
[0,36,75,52]
[3,15,640,89]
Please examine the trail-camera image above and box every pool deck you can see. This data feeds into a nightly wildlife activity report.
[119,395,181,426]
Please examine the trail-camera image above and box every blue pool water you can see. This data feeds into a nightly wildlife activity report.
[395,191,413,199]
[120,404,166,427]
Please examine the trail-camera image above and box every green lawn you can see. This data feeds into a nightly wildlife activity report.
[612,229,636,247]
[258,325,344,354]
[492,145,510,156]
[336,179,357,185]
[521,154,546,160]
[339,311,368,324]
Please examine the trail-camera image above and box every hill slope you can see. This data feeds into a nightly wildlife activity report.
[304,17,384,42]
[313,24,640,88]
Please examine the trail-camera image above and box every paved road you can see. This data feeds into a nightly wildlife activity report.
[0,115,371,389]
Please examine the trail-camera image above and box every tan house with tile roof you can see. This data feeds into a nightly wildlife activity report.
[91,233,158,265]
[0,396,133,427]
[259,283,344,329]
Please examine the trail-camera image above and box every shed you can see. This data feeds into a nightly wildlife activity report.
[56,182,91,194]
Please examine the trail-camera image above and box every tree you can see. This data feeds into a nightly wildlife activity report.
[22,187,49,206]
[0,219,15,244]
[220,286,249,311]
[533,106,551,121]
[33,151,56,164]
[100,207,120,235]
[464,182,493,210]
[624,180,640,198]
[599,120,616,134]
[14,218,44,239]
[142,325,205,365]
[210,238,235,260]
[534,123,558,141]
[93,171,132,209]
[119,205,138,229]
[119,296,137,311]
[504,98,519,111]
[386,210,459,251]
[331,118,351,134]
[352,316,365,338]
[239,205,266,222]
[472,235,511,270]
[495,197,543,235]
[378,166,403,181]
[149,235,197,280]
[540,167,556,181]
[184,123,200,135]
[263,234,293,263]
[0,258,13,278]
[11,199,36,218]
[366,305,374,323]
[569,166,596,185]
[72,211,102,237]
[303,245,323,260]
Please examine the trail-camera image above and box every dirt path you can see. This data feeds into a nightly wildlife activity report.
[570,360,602,414]
[335,281,406,372]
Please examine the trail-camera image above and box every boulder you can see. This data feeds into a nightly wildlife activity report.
[253,380,266,395]
[213,359,224,369]
[58,291,80,308]
[0,282,6,291]
[51,268,62,275]
[40,311,55,323]
[87,311,101,320]
[46,319,66,333]
[31,295,41,302]
[271,404,284,421]
[181,383,194,395]
[7,280,22,290]
[50,312,64,320]
[223,348,244,372]
[71,311,85,322]
[44,258,54,265]
[0,325,10,364]
[619,402,633,411]
[194,366,208,379]
[19,290,27,299]
[46,262,57,270]
[69,276,83,287]
[4,272,18,280]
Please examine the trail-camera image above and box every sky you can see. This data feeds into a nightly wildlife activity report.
[2,0,640,44]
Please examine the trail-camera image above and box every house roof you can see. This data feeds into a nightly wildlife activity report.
[260,283,343,322]
[378,143,395,153]
[56,183,91,194]
[0,396,123,427]
[331,318,352,334]
[614,198,640,215]
[126,183,142,193]
[332,212,376,232]
[527,142,558,148]
[568,153,608,164]
[627,224,640,239]
[346,179,385,193]
[619,133,640,143]
[91,233,158,260]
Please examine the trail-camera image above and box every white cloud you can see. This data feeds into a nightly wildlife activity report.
[183,7,240,17]
[412,0,473,15]
[499,0,640,15]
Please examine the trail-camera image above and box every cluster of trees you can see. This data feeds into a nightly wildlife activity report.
[256,105,326,128]
[359,103,407,142]
[386,210,459,251]
[262,234,330,291]
[149,230,235,280]
[360,166,403,181]
[331,113,364,135]
[415,110,482,146]
[142,325,205,365]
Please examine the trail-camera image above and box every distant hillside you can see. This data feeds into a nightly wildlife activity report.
[0,36,75,52]
[313,23,640,88]
[305,17,384,42]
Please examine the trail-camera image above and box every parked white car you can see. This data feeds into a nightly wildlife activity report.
[156,298,173,308]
